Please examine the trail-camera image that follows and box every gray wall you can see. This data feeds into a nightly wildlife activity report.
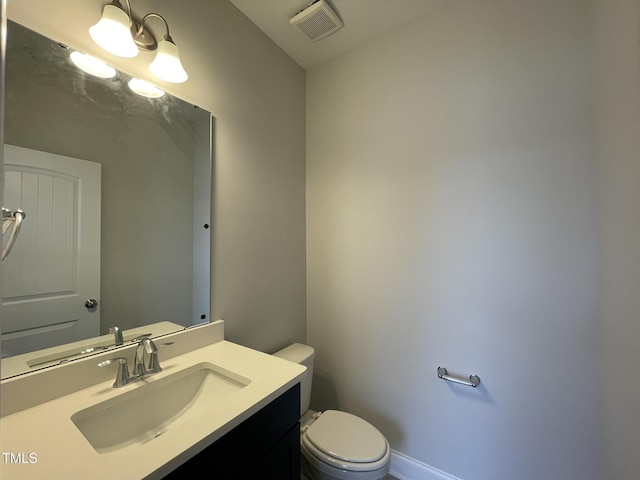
[7,0,307,352]
[594,0,640,477]
[307,1,602,479]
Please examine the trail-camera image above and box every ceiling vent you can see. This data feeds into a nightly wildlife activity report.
[290,0,343,41]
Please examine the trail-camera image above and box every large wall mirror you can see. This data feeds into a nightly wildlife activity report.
[1,20,213,378]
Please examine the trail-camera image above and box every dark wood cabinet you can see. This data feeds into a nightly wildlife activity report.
[162,383,300,479]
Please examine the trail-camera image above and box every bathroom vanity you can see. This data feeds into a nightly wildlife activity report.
[163,384,300,479]
[0,321,305,479]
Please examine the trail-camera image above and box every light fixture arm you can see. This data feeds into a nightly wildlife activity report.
[113,0,165,51]
[130,11,174,51]
[114,0,133,28]
[139,13,172,42]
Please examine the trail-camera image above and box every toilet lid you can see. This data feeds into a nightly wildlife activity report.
[304,410,387,464]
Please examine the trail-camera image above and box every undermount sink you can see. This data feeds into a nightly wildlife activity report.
[71,362,251,453]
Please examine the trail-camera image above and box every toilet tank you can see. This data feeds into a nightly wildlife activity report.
[273,343,315,415]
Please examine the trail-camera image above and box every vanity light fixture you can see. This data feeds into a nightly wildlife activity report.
[69,51,117,79]
[89,3,138,58]
[128,77,165,98]
[89,0,188,83]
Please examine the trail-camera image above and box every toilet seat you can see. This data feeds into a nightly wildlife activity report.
[302,410,390,472]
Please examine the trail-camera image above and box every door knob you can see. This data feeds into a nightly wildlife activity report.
[85,298,98,309]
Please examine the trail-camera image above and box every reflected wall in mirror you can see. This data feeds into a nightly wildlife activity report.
[1,20,213,378]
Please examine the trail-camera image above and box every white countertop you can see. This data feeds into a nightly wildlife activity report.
[0,340,306,479]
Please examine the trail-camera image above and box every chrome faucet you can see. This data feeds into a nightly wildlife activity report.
[109,325,124,346]
[99,337,162,387]
[133,337,162,376]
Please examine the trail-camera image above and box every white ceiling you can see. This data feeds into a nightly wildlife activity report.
[229,0,456,70]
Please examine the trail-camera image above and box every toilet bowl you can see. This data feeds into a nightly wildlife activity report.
[273,344,390,480]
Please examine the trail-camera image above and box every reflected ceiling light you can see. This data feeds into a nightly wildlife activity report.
[70,51,117,78]
[90,0,188,83]
[128,78,165,98]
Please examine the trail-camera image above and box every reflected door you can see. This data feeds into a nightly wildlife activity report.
[1,144,101,357]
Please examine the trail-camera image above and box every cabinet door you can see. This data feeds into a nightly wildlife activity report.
[161,383,300,479]
[238,424,300,480]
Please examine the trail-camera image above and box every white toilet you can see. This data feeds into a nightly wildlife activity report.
[273,343,390,480]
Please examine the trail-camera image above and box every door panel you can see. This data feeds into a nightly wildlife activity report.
[2,144,101,357]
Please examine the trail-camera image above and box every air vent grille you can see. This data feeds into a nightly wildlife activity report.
[290,0,343,41]
[297,10,337,40]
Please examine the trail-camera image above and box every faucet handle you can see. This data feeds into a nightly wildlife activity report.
[143,338,162,374]
[146,350,162,374]
[99,357,131,387]
[143,337,158,354]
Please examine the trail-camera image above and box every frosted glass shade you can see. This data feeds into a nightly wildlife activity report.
[89,4,139,58]
[70,51,116,78]
[128,78,165,98]
[149,39,188,83]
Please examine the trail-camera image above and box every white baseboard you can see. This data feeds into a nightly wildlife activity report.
[389,450,462,480]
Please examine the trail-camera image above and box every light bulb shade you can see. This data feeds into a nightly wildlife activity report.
[89,4,139,58]
[149,39,188,83]
[128,78,165,98]
[70,51,116,78]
